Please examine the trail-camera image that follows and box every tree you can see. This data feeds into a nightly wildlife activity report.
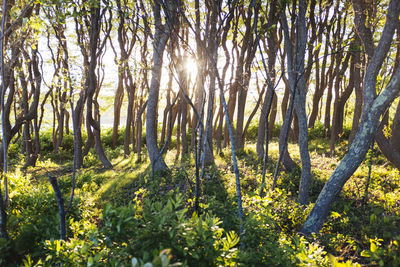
[71,0,113,169]
[256,0,279,160]
[202,0,221,165]
[146,0,179,173]
[301,0,400,234]
[110,0,138,150]
[0,0,36,238]
[85,3,113,169]
[275,0,311,204]
[0,0,8,239]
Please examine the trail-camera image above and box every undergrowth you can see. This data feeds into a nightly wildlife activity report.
[0,131,399,266]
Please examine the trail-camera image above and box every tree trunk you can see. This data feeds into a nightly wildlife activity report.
[112,66,124,148]
[72,92,85,169]
[301,73,400,234]
[330,53,351,153]
[301,0,400,234]
[86,6,112,169]
[257,84,274,159]
[309,31,330,128]
[180,92,188,156]
[375,101,400,170]
[0,0,9,238]
[124,83,135,156]
[281,0,311,204]
[146,1,175,173]
[203,0,220,165]
[235,5,257,150]
[160,67,173,146]
[136,101,147,162]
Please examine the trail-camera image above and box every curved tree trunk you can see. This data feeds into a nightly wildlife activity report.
[301,74,400,234]
[301,0,400,234]
[375,101,400,170]
[86,6,112,169]
[146,0,176,173]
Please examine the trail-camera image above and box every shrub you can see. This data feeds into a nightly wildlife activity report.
[25,193,239,266]
[239,192,329,266]
[309,122,325,140]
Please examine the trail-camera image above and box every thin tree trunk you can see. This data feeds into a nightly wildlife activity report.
[330,53,351,153]
[279,1,311,204]
[48,175,66,240]
[0,0,8,239]
[112,66,124,148]
[160,66,173,146]
[203,0,219,165]
[136,101,147,162]
[124,83,135,156]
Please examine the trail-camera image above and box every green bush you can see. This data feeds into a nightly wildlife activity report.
[240,193,328,266]
[101,127,125,148]
[246,122,259,141]
[309,122,325,140]
[246,122,282,141]
[361,237,400,267]
[122,192,239,266]
[24,193,239,266]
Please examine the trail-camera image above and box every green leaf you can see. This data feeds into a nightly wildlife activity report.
[331,211,341,219]
[361,250,371,257]
[56,240,61,252]
[370,242,377,253]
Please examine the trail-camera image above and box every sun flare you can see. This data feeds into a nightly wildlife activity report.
[184,57,198,79]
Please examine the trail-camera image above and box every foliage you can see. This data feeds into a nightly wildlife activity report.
[361,237,400,266]
[2,137,400,266]
[309,122,326,140]
[246,122,282,141]
[19,192,239,266]
[239,192,328,266]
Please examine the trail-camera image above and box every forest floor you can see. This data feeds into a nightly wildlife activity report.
[1,132,400,266]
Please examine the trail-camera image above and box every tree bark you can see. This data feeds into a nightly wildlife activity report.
[86,6,112,169]
[330,53,351,153]
[203,0,220,165]
[235,4,258,150]
[0,0,8,238]
[301,0,400,234]
[124,83,135,157]
[280,0,311,204]
[146,0,176,173]
[113,66,124,148]
[375,101,400,170]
